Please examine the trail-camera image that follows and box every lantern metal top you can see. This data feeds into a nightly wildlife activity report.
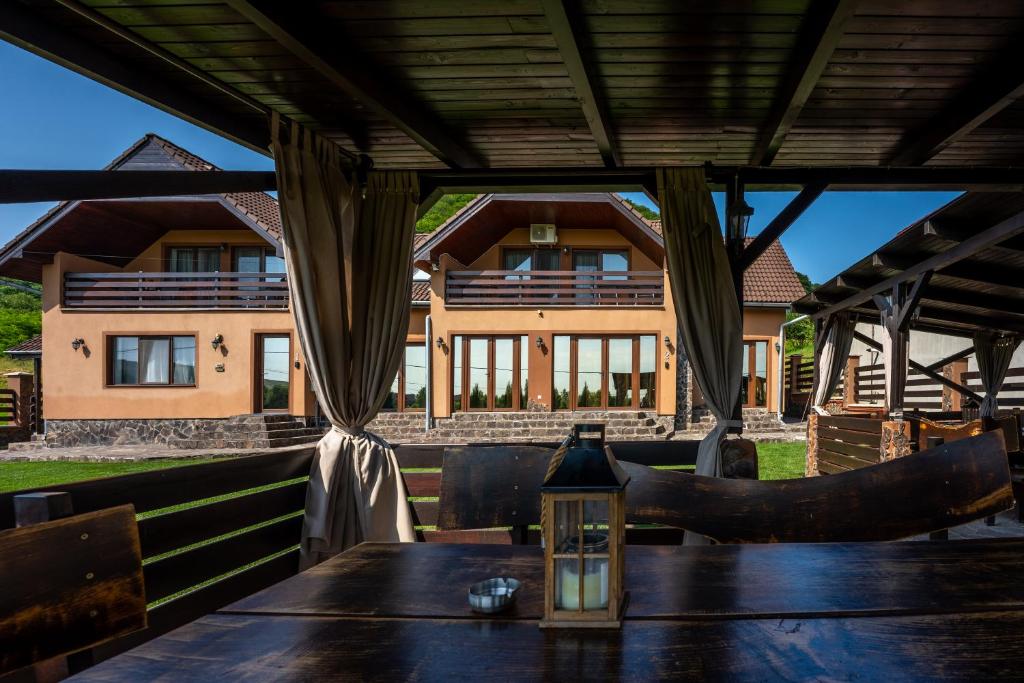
[541,424,630,492]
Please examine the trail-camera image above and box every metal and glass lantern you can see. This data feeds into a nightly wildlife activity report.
[540,424,629,629]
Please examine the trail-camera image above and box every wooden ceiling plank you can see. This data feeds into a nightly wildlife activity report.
[225,0,483,168]
[749,0,859,166]
[0,1,270,154]
[542,0,620,167]
[888,43,1024,166]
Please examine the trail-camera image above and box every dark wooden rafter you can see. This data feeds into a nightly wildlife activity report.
[853,330,982,404]
[897,271,933,332]
[889,42,1024,166]
[812,207,1024,320]
[738,182,827,271]
[541,0,619,168]
[749,0,859,166]
[923,346,975,373]
[0,2,270,155]
[225,1,483,169]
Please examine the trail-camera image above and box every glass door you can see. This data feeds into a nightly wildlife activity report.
[256,334,290,413]
[741,341,769,408]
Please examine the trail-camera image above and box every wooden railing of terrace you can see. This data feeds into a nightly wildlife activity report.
[445,270,664,306]
[962,368,1024,410]
[0,440,701,671]
[63,272,289,309]
[815,415,885,474]
[0,389,15,426]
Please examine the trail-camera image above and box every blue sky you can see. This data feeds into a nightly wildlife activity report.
[0,40,960,284]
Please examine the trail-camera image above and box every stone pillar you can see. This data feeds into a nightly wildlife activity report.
[4,372,33,428]
[880,419,913,461]
[674,328,691,431]
[805,411,819,476]
[843,355,860,408]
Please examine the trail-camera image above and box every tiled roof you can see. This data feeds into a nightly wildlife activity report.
[743,237,807,304]
[6,335,41,356]
[147,135,283,240]
[413,233,431,251]
[410,280,431,302]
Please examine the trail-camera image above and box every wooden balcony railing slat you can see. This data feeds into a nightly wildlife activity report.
[445,269,665,307]
[63,272,289,310]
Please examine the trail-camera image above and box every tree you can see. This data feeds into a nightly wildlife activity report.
[415,193,478,233]
[621,198,660,222]
[795,271,816,294]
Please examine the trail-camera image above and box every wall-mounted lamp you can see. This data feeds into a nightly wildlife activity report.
[774,341,782,353]
[663,336,671,347]
[211,334,224,350]
[436,336,444,349]
[430,262,440,272]
[535,336,547,352]
[71,338,85,351]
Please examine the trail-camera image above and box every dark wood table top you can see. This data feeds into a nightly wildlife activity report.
[72,540,1024,681]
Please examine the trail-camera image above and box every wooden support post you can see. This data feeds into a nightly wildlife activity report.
[13,491,75,682]
[843,355,860,408]
[805,411,819,477]
[726,178,746,434]
[947,359,970,413]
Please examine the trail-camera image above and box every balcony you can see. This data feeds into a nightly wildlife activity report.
[445,270,664,307]
[63,272,289,310]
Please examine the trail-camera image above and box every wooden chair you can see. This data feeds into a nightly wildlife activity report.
[0,505,146,677]
[623,431,1013,543]
[435,445,553,543]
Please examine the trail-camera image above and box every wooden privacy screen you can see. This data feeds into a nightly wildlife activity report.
[0,447,315,669]
[816,414,885,473]
[622,431,1012,543]
[0,505,146,674]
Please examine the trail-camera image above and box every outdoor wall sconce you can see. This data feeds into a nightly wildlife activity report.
[436,336,444,349]
[211,334,224,350]
[71,338,85,351]
[430,262,440,272]
[535,336,547,353]
[728,197,755,238]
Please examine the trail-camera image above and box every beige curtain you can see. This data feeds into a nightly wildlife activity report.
[813,313,855,408]
[974,332,1021,418]
[272,116,416,568]
[657,167,743,480]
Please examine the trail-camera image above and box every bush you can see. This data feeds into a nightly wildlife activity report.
[0,310,41,354]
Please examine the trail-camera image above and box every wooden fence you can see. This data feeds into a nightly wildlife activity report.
[815,415,884,474]
[854,364,945,411]
[0,389,15,425]
[962,367,1024,409]
[783,355,842,416]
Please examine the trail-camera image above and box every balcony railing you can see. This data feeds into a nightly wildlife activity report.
[63,272,289,309]
[445,270,664,307]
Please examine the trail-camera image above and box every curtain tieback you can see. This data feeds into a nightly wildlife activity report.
[332,425,365,437]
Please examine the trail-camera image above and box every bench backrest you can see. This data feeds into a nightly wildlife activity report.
[623,430,1013,543]
[0,505,146,675]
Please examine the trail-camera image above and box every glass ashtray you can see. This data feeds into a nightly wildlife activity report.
[468,577,521,614]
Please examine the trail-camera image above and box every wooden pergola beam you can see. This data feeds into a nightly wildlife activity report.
[0,171,277,204]
[541,0,619,168]
[889,45,1024,166]
[225,0,483,169]
[749,0,859,166]
[811,208,1024,320]
[738,182,827,271]
[0,2,271,155]
[853,330,983,404]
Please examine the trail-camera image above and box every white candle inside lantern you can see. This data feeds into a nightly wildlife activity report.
[558,558,608,610]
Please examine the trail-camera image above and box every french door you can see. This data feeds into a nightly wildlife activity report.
[255,334,290,413]
[741,340,769,408]
[552,335,657,411]
[451,335,528,411]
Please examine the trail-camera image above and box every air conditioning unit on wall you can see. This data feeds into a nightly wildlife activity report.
[530,223,557,244]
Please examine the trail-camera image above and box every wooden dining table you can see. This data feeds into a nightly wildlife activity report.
[72,539,1024,681]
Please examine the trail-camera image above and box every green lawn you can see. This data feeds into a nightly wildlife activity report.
[0,458,212,493]
[1,441,807,494]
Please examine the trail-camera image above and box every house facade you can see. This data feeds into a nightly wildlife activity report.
[1,136,805,448]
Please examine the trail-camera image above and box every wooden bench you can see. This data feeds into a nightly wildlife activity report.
[0,504,146,678]
[624,431,1013,543]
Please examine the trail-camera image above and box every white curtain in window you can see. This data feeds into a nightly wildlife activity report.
[272,115,416,568]
[139,338,169,384]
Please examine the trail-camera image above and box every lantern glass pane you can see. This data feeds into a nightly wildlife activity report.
[552,498,579,553]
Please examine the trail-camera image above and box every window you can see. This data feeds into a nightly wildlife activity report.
[168,247,220,273]
[452,335,529,411]
[551,335,657,410]
[383,344,428,412]
[109,335,195,386]
[503,248,560,276]
[573,250,628,302]
[233,246,286,280]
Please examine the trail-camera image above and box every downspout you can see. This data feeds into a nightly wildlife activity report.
[424,314,433,433]
[778,314,809,421]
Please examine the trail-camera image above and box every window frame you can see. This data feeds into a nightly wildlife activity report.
[106,334,197,388]
[551,334,657,411]
[382,342,429,413]
[451,335,528,412]
[163,245,224,272]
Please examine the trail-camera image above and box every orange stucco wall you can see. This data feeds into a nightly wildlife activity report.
[42,232,314,420]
